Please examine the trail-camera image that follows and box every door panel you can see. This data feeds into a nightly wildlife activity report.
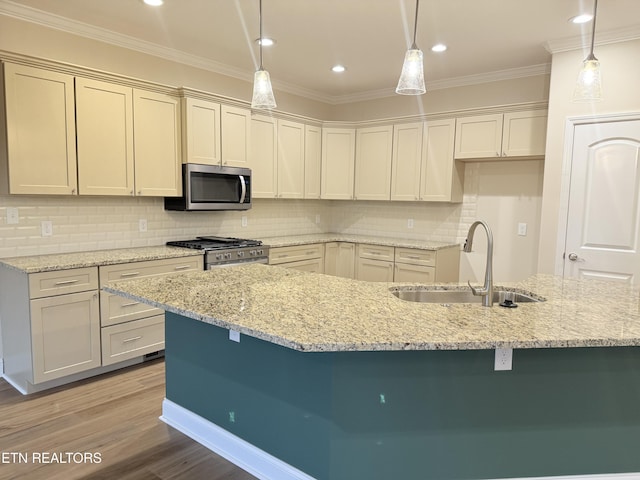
[564,120,640,282]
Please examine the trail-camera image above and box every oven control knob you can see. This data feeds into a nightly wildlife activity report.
[215,253,223,261]
[224,253,232,260]
[257,249,264,256]
[249,250,257,256]
[237,251,245,258]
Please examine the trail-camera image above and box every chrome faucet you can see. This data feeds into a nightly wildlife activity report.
[463,220,494,307]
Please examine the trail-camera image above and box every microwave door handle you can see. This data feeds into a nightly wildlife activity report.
[239,175,246,203]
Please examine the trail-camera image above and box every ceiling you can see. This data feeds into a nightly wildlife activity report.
[1,0,639,104]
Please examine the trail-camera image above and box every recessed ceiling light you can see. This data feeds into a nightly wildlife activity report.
[255,38,275,46]
[431,44,447,53]
[143,0,164,6]
[570,13,593,24]
[331,65,346,73]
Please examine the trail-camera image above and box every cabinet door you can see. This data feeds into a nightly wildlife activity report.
[76,78,135,195]
[30,290,101,384]
[420,119,463,202]
[391,122,423,201]
[250,114,277,198]
[221,105,251,167]
[454,114,503,159]
[277,119,305,198]
[394,263,435,283]
[133,90,181,196]
[304,125,322,199]
[3,63,77,195]
[321,128,355,200]
[356,257,394,282]
[324,242,355,278]
[502,110,547,157]
[354,126,393,200]
[182,97,221,165]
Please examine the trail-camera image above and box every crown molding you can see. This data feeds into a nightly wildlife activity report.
[545,25,640,54]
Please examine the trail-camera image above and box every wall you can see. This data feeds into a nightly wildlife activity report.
[538,38,640,274]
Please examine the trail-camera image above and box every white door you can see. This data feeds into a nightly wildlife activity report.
[564,119,640,282]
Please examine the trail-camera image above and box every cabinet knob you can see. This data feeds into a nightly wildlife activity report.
[496,152,500,157]
[130,190,134,196]
[502,152,507,157]
[138,190,142,195]
[71,188,76,194]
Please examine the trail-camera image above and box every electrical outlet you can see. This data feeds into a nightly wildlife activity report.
[138,219,147,232]
[517,223,527,236]
[41,221,53,237]
[6,207,19,224]
[241,216,248,227]
[229,330,240,342]
[315,214,321,224]
[407,219,414,229]
[494,348,513,371]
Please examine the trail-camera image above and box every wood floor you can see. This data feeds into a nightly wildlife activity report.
[0,359,256,480]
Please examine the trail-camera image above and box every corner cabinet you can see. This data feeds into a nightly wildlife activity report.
[1,63,78,195]
[321,128,356,200]
[324,242,356,278]
[454,110,547,160]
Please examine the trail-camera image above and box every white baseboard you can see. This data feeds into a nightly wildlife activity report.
[0,358,4,378]
[161,398,640,480]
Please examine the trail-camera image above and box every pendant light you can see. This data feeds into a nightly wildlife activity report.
[251,0,277,109]
[573,0,602,101]
[396,0,426,95]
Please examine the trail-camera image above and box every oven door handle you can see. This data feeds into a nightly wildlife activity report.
[239,175,247,204]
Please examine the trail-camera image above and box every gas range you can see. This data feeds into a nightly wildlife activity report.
[166,236,269,269]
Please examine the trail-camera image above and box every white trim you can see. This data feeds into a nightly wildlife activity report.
[0,358,4,378]
[161,399,640,480]
[545,25,640,54]
[160,399,316,480]
[555,112,640,276]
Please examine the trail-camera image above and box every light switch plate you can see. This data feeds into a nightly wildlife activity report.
[139,219,147,232]
[517,223,527,236]
[6,207,19,224]
[41,221,53,237]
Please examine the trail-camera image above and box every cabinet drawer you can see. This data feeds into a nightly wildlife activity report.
[99,256,203,286]
[357,244,395,261]
[101,314,165,366]
[269,244,324,265]
[100,291,163,327]
[278,258,324,274]
[394,248,436,267]
[29,267,99,299]
[394,263,436,283]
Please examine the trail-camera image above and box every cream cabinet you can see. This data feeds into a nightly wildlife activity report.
[181,97,221,165]
[421,119,464,202]
[390,122,423,201]
[0,266,100,391]
[0,63,77,195]
[454,110,547,160]
[355,244,395,282]
[354,125,393,200]
[99,256,202,366]
[324,242,356,278]
[304,125,322,199]
[394,246,460,283]
[222,105,251,168]
[250,114,278,198]
[76,78,135,195]
[269,243,324,273]
[321,128,356,200]
[277,119,305,199]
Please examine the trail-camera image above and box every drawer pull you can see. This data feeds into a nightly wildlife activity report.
[174,265,191,270]
[278,254,289,258]
[122,336,142,343]
[306,251,316,255]
[120,272,140,277]
[406,255,422,260]
[121,301,140,307]
[54,279,79,286]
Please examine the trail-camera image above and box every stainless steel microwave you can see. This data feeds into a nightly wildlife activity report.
[164,164,252,211]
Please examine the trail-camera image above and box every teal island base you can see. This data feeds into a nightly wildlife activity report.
[162,312,640,480]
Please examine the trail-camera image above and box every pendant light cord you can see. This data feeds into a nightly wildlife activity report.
[588,0,598,59]
[411,0,420,49]
[259,0,264,70]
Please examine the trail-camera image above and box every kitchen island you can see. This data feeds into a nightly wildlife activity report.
[104,265,640,480]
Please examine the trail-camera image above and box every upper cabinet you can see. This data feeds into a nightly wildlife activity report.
[454,110,547,160]
[250,114,278,198]
[1,63,78,195]
[390,122,423,201]
[277,119,305,199]
[420,119,463,202]
[304,125,322,199]
[181,97,221,166]
[321,127,356,200]
[221,105,251,168]
[354,125,393,201]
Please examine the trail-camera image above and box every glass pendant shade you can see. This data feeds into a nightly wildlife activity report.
[573,56,602,102]
[396,48,426,95]
[251,68,277,109]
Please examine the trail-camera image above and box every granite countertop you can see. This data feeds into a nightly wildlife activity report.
[103,264,640,352]
[258,233,459,251]
[0,246,204,273]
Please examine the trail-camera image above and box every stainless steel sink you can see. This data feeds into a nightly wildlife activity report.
[390,287,545,304]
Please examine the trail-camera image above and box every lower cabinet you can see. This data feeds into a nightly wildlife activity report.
[324,242,356,278]
[355,244,395,282]
[101,314,165,366]
[269,243,325,274]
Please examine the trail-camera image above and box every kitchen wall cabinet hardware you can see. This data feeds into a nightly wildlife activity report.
[355,244,395,282]
[99,256,202,365]
[304,125,322,199]
[0,63,78,195]
[76,78,135,195]
[277,119,305,199]
[221,105,251,168]
[250,114,278,198]
[321,128,356,200]
[354,126,393,200]
[324,242,356,278]
[133,89,182,196]
[181,97,221,166]
[0,266,101,390]
[420,119,464,202]
[269,243,325,273]
[454,110,547,160]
